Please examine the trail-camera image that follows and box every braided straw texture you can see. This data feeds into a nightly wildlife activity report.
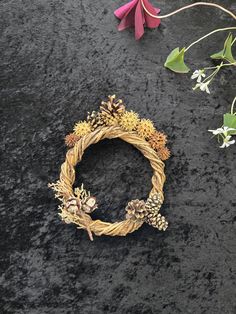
[58,126,166,240]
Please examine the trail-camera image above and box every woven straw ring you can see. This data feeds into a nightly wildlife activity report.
[49,96,169,240]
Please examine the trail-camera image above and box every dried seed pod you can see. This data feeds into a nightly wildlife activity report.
[119,111,139,131]
[82,196,98,213]
[157,146,171,161]
[136,119,155,139]
[65,133,80,147]
[65,197,81,214]
[73,121,92,137]
[148,131,167,150]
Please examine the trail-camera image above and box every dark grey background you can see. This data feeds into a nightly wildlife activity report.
[0,0,236,313]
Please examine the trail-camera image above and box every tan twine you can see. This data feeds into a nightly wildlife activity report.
[55,125,166,240]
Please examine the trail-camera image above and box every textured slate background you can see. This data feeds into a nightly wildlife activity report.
[0,0,236,313]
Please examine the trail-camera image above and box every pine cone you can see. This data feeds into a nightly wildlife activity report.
[65,197,81,214]
[148,131,167,150]
[125,199,146,220]
[145,194,168,231]
[145,194,162,213]
[145,213,168,231]
[87,111,104,131]
[100,95,125,126]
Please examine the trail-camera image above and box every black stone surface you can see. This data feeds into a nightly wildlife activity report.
[0,0,236,313]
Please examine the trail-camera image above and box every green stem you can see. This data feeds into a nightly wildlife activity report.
[204,62,236,71]
[231,37,236,46]
[185,27,236,52]
[231,97,236,114]
[203,63,222,83]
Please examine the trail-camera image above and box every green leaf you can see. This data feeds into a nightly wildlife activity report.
[211,33,236,64]
[224,113,236,134]
[164,48,190,73]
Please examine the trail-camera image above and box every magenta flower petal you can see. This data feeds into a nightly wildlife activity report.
[135,0,144,40]
[143,0,160,28]
[117,7,135,31]
[114,0,137,19]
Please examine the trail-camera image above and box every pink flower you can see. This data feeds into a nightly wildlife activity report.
[114,0,160,40]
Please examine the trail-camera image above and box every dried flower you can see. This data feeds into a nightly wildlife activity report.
[157,146,171,161]
[148,131,167,150]
[136,119,155,139]
[73,121,92,137]
[65,133,80,147]
[87,111,105,130]
[119,111,139,131]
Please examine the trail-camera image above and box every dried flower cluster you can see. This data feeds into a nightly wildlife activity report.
[64,95,171,161]
[50,184,98,226]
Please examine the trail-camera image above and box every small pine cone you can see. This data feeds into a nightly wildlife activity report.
[119,111,139,131]
[100,95,125,126]
[146,213,168,231]
[82,196,98,213]
[65,133,80,147]
[65,197,81,214]
[145,194,163,213]
[148,131,167,150]
[136,119,155,139]
[87,111,104,130]
[125,199,146,220]
[73,121,92,137]
[157,146,171,161]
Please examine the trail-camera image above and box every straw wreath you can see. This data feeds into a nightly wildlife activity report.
[49,96,170,240]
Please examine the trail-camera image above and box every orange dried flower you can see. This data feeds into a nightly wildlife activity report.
[149,131,167,150]
[65,133,80,147]
[157,147,171,161]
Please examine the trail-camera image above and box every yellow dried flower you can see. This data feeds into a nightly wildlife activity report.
[102,114,119,126]
[148,131,167,150]
[119,111,139,131]
[136,119,155,139]
[73,121,91,137]
[65,133,80,147]
[157,146,171,161]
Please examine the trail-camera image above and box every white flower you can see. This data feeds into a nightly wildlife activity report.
[193,81,210,94]
[208,126,236,136]
[219,135,235,148]
[191,70,206,83]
